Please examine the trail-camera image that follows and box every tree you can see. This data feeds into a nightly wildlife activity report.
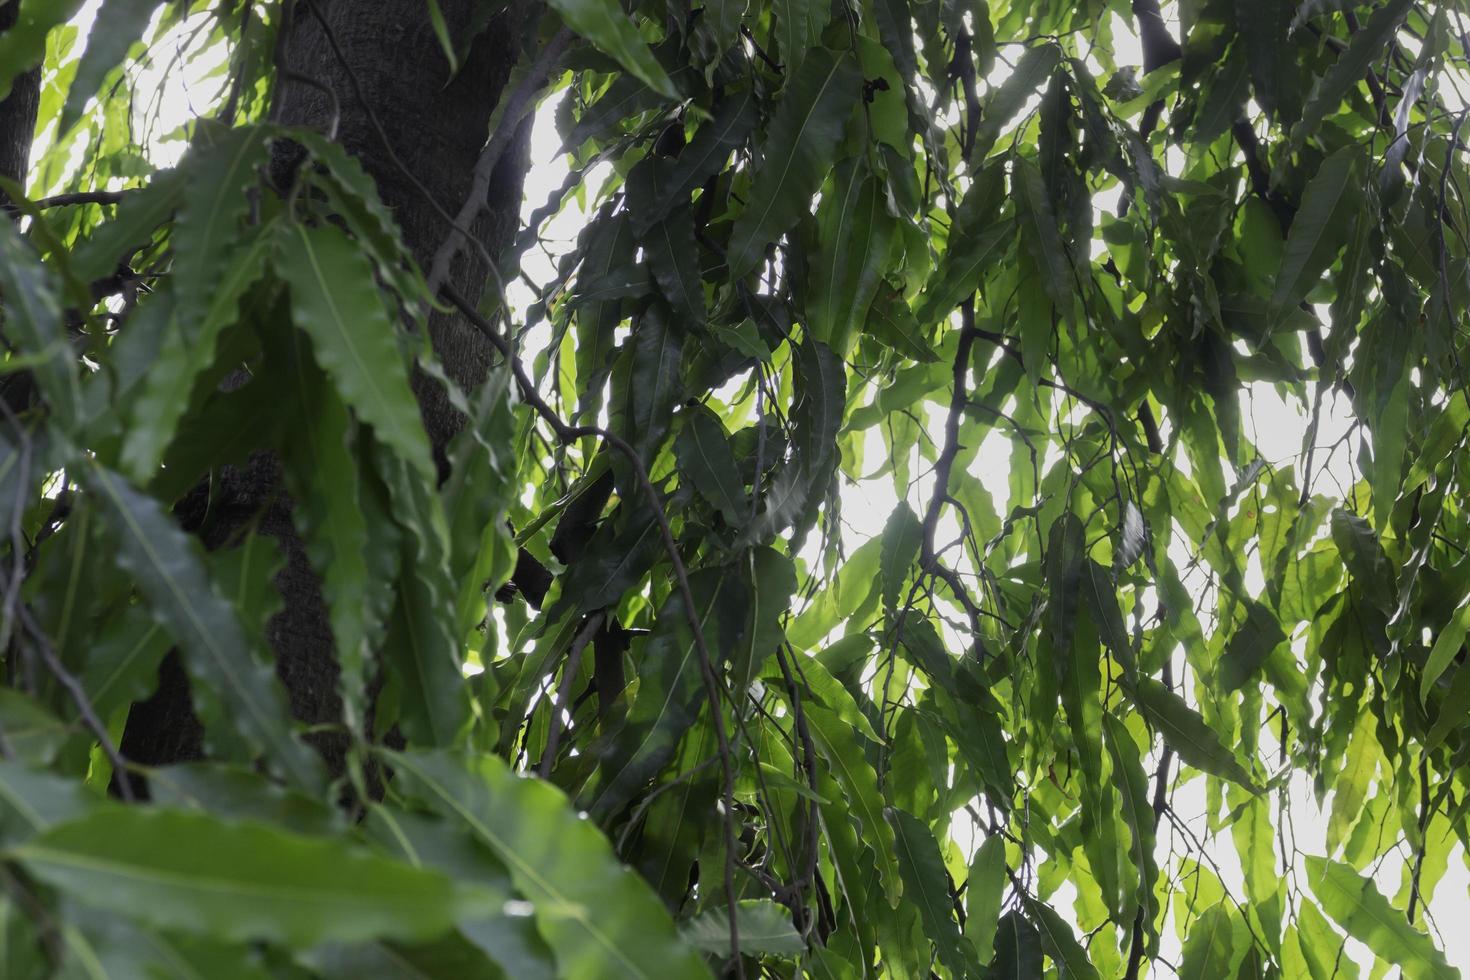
[0,0,1466,975]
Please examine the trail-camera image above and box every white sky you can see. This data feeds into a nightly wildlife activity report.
[39,2,1470,973]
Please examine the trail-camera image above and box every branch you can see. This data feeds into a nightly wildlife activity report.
[426,27,574,299]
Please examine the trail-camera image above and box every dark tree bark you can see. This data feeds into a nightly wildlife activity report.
[0,6,40,208]
[118,0,534,784]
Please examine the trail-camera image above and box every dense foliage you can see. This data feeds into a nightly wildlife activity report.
[0,0,1468,975]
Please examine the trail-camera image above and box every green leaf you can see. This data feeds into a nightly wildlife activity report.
[675,403,745,525]
[0,688,67,769]
[0,216,82,428]
[389,750,712,979]
[84,462,323,791]
[275,222,435,482]
[971,45,1059,161]
[585,566,747,819]
[773,0,831,72]
[1179,904,1239,980]
[806,704,903,907]
[1305,856,1459,980]
[1026,897,1100,979]
[646,204,705,327]
[546,0,679,99]
[1269,146,1363,326]
[425,0,458,71]
[277,329,391,724]
[0,761,98,848]
[879,502,922,614]
[888,808,977,977]
[1219,599,1288,691]
[1014,155,1074,321]
[11,809,475,947]
[378,452,469,747]
[1103,714,1159,941]
[1293,0,1413,145]
[728,49,862,277]
[120,222,272,480]
[1131,677,1259,792]
[680,900,805,956]
[808,159,895,357]
[1421,600,1469,702]
[914,220,1013,328]
[985,909,1043,979]
[629,92,755,236]
[71,166,186,283]
[965,834,1007,964]
[59,0,165,136]
[0,0,85,99]
[1326,710,1378,854]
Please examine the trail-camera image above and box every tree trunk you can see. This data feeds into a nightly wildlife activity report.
[119,0,533,783]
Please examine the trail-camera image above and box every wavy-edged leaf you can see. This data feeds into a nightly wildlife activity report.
[278,329,393,724]
[378,451,467,747]
[1306,857,1458,980]
[806,704,902,907]
[275,222,435,481]
[1421,599,1469,701]
[0,217,82,427]
[728,49,861,277]
[1103,714,1159,946]
[546,0,679,99]
[12,808,474,948]
[680,900,804,956]
[389,749,712,980]
[646,204,705,327]
[1131,677,1259,792]
[84,462,322,790]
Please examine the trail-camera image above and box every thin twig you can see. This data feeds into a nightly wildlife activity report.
[30,190,127,209]
[427,27,574,298]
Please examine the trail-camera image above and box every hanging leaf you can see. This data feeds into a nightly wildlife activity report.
[1306,857,1458,980]
[83,462,323,791]
[59,0,165,136]
[679,900,805,956]
[546,0,680,99]
[388,750,712,979]
[12,808,476,947]
[727,48,862,277]
[275,222,436,482]
[1269,146,1363,327]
